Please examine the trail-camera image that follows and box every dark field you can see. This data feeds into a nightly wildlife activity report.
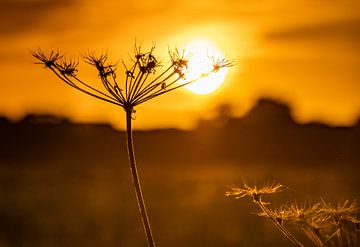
[1,100,359,246]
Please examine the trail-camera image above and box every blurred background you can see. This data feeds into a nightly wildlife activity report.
[0,0,360,246]
[0,99,359,246]
[0,0,359,129]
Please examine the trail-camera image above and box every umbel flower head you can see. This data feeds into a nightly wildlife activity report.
[31,44,233,113]
[226,179,283,203]
[32,44,233,247]
[318,199,359,226]
[258,202,325,227]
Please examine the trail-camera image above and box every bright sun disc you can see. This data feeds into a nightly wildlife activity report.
[182,39,228,95]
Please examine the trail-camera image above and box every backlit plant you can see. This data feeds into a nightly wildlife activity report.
[227,180,360,247]
[32,44,232,247]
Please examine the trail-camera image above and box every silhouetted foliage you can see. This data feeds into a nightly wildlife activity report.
[31,43,232,247]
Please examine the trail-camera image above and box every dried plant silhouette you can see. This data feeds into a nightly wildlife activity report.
[227,180,360,247]
[32,44,232,247]
[226,180,304,247]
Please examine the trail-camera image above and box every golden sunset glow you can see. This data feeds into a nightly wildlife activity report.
[0,1,359,247]
[0,0,359,129]
[181,39,228,95]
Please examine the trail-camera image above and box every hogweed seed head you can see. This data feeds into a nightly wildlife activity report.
[250,191,359,246]
[211,57,235,72]
[31,48,63,68]
[257,206,289,225]
[32,44,232,112]
[32,42,233,247]
[57,58,79,77]
[319,199,359,226]
[226,179,283,203]
[227,180,360,247]
[169,48,190,79]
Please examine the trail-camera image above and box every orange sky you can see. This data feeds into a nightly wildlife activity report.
[0,0,359,129]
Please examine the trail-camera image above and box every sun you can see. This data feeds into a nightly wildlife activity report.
[182,39,229,95]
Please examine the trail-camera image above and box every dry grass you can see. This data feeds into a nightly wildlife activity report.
[227,180,360,247]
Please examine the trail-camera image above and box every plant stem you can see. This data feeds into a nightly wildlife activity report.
[256,201,304,247]
[125,108,155,247]
[337,225,343,247]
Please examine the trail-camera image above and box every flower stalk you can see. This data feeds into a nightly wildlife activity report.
[226,180,304,247]
[125,106,155,247]
[227,180,360,247]
[32,44,232,247]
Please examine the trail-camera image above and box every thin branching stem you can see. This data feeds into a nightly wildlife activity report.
[300,225,324,247]
[256,200,304,247]
[136,66,173,96]
[102,75,126,102]
[100,76,122,102]
[125,107,155,247]
[130,72,145,102]
[131,72,150,101]
[337,224,344,247]
[134,74,205,106]
[32,46,233,247]
[122,60,130,97]
[134,77,181,105]
[50,68,123,107]
[128,69,142,101]
[133,71,176,102]
[109,74,127,102]
[71,76,119,101]
[127,63,139,100]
